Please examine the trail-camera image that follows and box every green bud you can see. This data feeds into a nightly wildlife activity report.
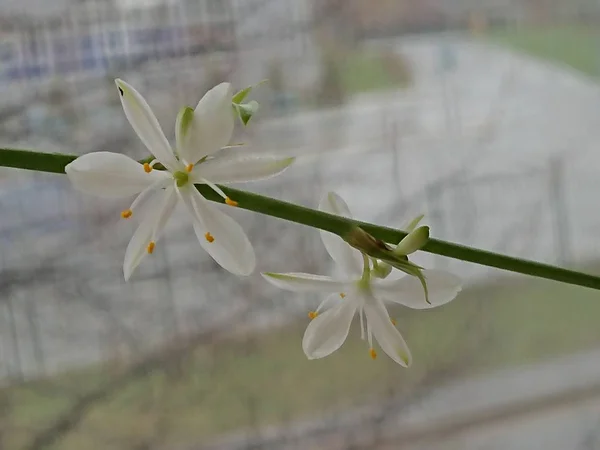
[394,226,429,256]
[372,261,393,279]
[234,100,260,126]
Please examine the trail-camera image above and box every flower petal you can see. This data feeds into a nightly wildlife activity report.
[372,270,461,309]
[65,152,169,198]
[363,294,412,367]
[115,79,179,170]
[179,82,234,164]
[123,186,177,281]
[192,151,295,184]
[177,185,255,276]
[302,296,357,359]
[261,272,353,293]
[318,192,363,276]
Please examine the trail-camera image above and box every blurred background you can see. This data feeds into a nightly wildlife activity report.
[2,0,600,448]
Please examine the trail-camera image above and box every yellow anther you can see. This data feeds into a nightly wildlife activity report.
[147,241,155,254]
[391,318,397,326]
[121,209,133,219]
[143,162,152,173]
[225,197,238,207]
[204,232,215,243]
[339,292,346,299]
[369,348,377,360]
[308,311,318,320]
[185,163,194,173]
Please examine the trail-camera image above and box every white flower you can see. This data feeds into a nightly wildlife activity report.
[262,192,461,366]
[66,79,294,280]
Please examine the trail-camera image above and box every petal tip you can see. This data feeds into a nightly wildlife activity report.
[236,264,255,277]
[261,272,282,279]
[279,157,296,172]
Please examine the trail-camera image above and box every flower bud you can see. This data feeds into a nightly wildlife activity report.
[394,226,429,256]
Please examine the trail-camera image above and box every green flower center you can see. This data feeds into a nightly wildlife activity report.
[173,171,189,187]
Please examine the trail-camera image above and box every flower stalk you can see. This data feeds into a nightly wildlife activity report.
[1,147,600,291]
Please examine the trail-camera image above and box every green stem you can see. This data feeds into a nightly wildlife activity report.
[2,148,600,290]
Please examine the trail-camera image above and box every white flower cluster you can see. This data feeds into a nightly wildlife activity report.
[66,80,461,366]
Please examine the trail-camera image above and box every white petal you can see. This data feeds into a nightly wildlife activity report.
[318,192,363,276]
[363,295,412,367]
[123,186,177,281]
[65,152,168,198]
[302,296,357,359]
[192,151,295,184]
[179,82,234,164]
[115,79,179,171]
[372,270,461,309]
[261,272,353,293]
[177,185,255,276]
[151,186,178,240]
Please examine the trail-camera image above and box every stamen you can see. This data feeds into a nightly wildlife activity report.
[198,177,228,200]
[147,241,155,254]
[185,163,194,173]
[204,232,215,243]
[391,318,397,326]
[359,308,365,340]
[369,348,377,360]
[143,162,152,173]
[308,311,318,320]
[225,197,238,207]
[339,292,346,299]
[121,209,132,219]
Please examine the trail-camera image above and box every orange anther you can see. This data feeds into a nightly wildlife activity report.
[225,197,238,207]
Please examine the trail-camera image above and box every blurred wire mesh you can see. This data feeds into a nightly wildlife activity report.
[2,0,600,449]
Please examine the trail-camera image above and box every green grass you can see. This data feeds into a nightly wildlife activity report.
[489,24,600,77]
[339,51,411,94]
[6,268,600,449]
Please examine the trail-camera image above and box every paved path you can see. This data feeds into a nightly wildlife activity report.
[202,348,600,450]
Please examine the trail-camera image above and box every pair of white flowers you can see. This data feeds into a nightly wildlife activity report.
[66,80,461,366]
